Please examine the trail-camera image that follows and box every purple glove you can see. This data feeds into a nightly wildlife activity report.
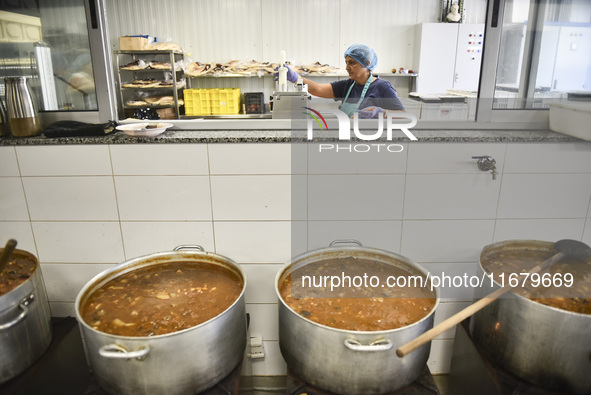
[285,65,299,83]
[358,106,383,119]
[274,64,299,83]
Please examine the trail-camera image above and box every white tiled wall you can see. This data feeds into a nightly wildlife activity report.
[1,141,591,377]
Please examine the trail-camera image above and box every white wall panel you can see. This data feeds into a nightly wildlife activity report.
[120,221,215,259]
[0,178,29,221]
[209,143,293,174]
[16,146,112,176]
[33,222,124,263]
[105,0,486,73]
[260,0,342,66]
[0,222,36,255]
[107,0,264,62]
[0,147,19,176]
[340,0,419,73]
[23,177,119,221]
[110,144,209,175]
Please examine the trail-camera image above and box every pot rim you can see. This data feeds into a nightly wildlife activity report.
[275,244,440,335]
[480,239,591,318]
[75,247,246,339]
[0,248,40,301]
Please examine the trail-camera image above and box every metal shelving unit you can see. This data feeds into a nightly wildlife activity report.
[114,50,185,119]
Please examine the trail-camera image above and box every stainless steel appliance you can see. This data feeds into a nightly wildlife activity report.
[75,246,247,395]
[271,80,311,119]
[470,240,591,394]
[0,248,52,384]
[276,241,440,395]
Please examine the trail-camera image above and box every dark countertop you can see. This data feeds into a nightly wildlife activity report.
[0,129,583,145]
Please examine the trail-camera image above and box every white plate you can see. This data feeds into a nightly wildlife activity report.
[116,122,173,137]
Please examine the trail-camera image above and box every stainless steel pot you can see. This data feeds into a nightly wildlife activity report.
[470,240,591,394]
[75,246,247,395]
[276,241,439,395]
[0,248,52,383]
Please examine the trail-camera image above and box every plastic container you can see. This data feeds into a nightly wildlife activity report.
[420,103,448,120]
[420,102,468,120]
[244,92,265,114]
[184,88,242,115]
[549,101,591,141]
[400,98,421,119]
[450,102,468,120]
[210,88,241,115]
[184,89,211,116]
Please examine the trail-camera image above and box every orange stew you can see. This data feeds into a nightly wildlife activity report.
[279,257,436,331]
[81,261,243,337]
[0,254,36,296]
[481,248,591,314]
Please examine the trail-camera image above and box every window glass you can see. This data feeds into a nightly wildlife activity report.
[494,0,591,109]
[0,0,98,112]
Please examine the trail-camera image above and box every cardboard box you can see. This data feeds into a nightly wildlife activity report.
[119,35,150,51]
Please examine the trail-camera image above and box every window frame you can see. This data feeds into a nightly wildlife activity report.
[38,0,116,126]
[78,0,566,130]
[473,0,560,130]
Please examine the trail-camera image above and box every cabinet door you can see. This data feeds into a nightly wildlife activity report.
[453,24,485,91]
[414,23,458,94]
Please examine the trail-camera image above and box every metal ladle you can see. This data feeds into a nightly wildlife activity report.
[396,239,591,358]
[0,239,18,274]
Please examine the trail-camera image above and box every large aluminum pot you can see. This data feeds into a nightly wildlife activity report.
[470,240,591,394]
[276,241,439,395]
[75,246,247,395]
[0,248,52,383]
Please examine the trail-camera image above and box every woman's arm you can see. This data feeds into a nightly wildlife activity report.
[301,77,335,98]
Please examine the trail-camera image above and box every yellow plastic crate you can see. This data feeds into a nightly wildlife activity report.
[183,89,211,116]
[210,88,241,115]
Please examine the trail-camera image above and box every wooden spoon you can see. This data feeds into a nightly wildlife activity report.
[0,239,18,274]
[396,239,591,358]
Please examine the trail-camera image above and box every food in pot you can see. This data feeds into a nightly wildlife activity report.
[481,248,590,314]
[279,257,436,331]
[0,254,36,295]
[81,261,243,336]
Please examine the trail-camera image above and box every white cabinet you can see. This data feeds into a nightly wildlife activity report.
[414,23,484,94]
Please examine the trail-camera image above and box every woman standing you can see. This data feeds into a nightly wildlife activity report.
[283,44,405,118]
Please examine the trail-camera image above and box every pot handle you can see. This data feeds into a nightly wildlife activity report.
[329,240,363,247]
[344,338,393,352]
[173,245,205,252]
[98,344,150,360]
[0,294,33,330]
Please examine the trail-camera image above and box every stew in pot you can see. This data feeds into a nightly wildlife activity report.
[279,257,436,331]
[0,254,36,296]
[81,261,243,336]
[482,248,591,314]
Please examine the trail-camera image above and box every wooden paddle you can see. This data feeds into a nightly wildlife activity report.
[396,239,591,358]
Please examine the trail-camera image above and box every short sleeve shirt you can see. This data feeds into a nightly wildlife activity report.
[330,77,405,111]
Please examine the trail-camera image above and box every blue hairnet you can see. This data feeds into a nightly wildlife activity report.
[344,44,378,71]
